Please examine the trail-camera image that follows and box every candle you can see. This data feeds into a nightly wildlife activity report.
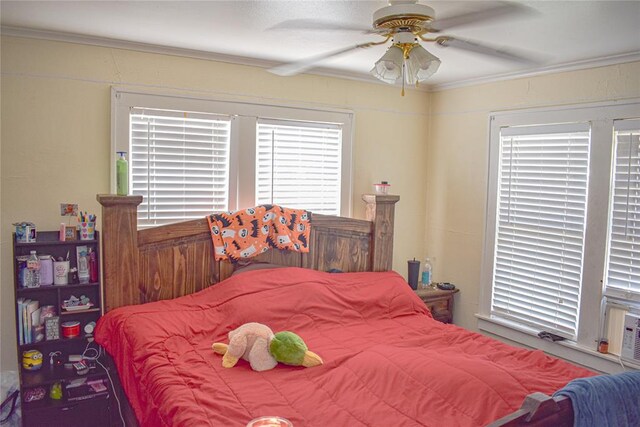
[246,416,293,427]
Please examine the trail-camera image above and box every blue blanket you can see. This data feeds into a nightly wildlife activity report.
[554,371,640,427]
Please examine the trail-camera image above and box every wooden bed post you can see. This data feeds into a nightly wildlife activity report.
[362,194,400,271]
[97,194,143,311]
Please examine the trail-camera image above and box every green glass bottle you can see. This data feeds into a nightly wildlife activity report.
[116,151,128,196]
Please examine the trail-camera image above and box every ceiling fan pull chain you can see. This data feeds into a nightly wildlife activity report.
[401,62,406,96]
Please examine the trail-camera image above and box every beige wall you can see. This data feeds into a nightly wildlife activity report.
[3,35,637,373]
[0,36,430,372]
[428,61,640,330]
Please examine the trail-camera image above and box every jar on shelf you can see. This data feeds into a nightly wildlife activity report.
[374,181,390,195]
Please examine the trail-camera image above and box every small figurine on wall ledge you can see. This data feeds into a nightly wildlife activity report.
[212,322,323,372]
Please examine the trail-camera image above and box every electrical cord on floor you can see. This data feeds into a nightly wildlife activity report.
[82,341,126,427]
[81,341,99,361]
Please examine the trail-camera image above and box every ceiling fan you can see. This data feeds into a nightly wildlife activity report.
[267,1,539,94]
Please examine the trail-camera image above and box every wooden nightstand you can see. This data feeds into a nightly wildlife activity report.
[415,287,459,324]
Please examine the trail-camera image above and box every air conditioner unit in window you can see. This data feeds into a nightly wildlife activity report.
[621,312,640,363]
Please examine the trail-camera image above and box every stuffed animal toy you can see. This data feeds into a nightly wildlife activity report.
[212,322,323,372]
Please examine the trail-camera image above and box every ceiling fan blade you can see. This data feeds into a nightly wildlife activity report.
[436,36,544,65]
[268,43,376,77]
[267,19,379,35]
[430,1,534,32]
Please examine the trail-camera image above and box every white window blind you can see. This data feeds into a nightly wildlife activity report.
[605,119,640,298]
[256,119,342,215]
[491,123,591,337]
[130,108,231,228]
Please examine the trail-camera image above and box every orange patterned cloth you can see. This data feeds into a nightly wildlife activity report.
[207,205,311,262]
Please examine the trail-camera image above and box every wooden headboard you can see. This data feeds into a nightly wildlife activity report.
[96,194,399,312]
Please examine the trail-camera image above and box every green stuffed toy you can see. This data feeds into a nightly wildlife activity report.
[212,322,323,372]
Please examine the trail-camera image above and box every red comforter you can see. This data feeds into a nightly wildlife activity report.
[96,268,594,427]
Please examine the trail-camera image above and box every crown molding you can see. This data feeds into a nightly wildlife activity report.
[3,25,636,94]
[1,25,280,70]
[0,26,429,93]
[429,51,640,92]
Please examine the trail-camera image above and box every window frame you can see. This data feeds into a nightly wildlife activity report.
[111,88,354,220]
[479,99,640,371]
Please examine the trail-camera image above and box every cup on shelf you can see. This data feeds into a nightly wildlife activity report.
[373,181,390,195]
[53,260,70,285]
[79,222,95,240]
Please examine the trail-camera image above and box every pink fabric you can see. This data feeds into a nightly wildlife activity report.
[95,268,595,427]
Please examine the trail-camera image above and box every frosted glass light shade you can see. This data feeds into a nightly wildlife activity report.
[405,45,441,84]
[370,45,404,84]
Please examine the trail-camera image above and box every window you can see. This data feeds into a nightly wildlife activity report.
[112,90,353,228]
[256,119,342,215]
[130,108,231,227]
[605,119,640,299]
[480,100,640,368]
[493,124,590,338]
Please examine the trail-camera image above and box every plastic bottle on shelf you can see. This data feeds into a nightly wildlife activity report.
[89,249,98,283]
[421,257,432,290]
[116,151,129,196]
[25,250,41,288]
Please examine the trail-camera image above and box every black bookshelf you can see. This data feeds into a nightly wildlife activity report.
[12,231,111,426]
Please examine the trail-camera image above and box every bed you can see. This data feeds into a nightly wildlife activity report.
[94,194,592,426]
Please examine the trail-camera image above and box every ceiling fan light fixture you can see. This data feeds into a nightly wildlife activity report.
[268,0,539,94]
[405,44,441,84]
[370,44,404,84]
[371,42,441,91]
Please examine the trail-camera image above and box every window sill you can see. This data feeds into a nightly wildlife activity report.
[476,314,640,374]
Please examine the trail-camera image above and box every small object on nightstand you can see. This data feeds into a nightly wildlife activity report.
[420,258,432,289]
[407,258,420,290]
[436,282,456,291]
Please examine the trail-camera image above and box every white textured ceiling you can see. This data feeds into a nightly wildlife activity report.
[2,1,639,87]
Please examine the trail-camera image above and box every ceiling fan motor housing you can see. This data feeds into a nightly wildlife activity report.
[373,2,435,33]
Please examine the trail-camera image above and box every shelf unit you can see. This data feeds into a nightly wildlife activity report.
[12,231,111,426]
